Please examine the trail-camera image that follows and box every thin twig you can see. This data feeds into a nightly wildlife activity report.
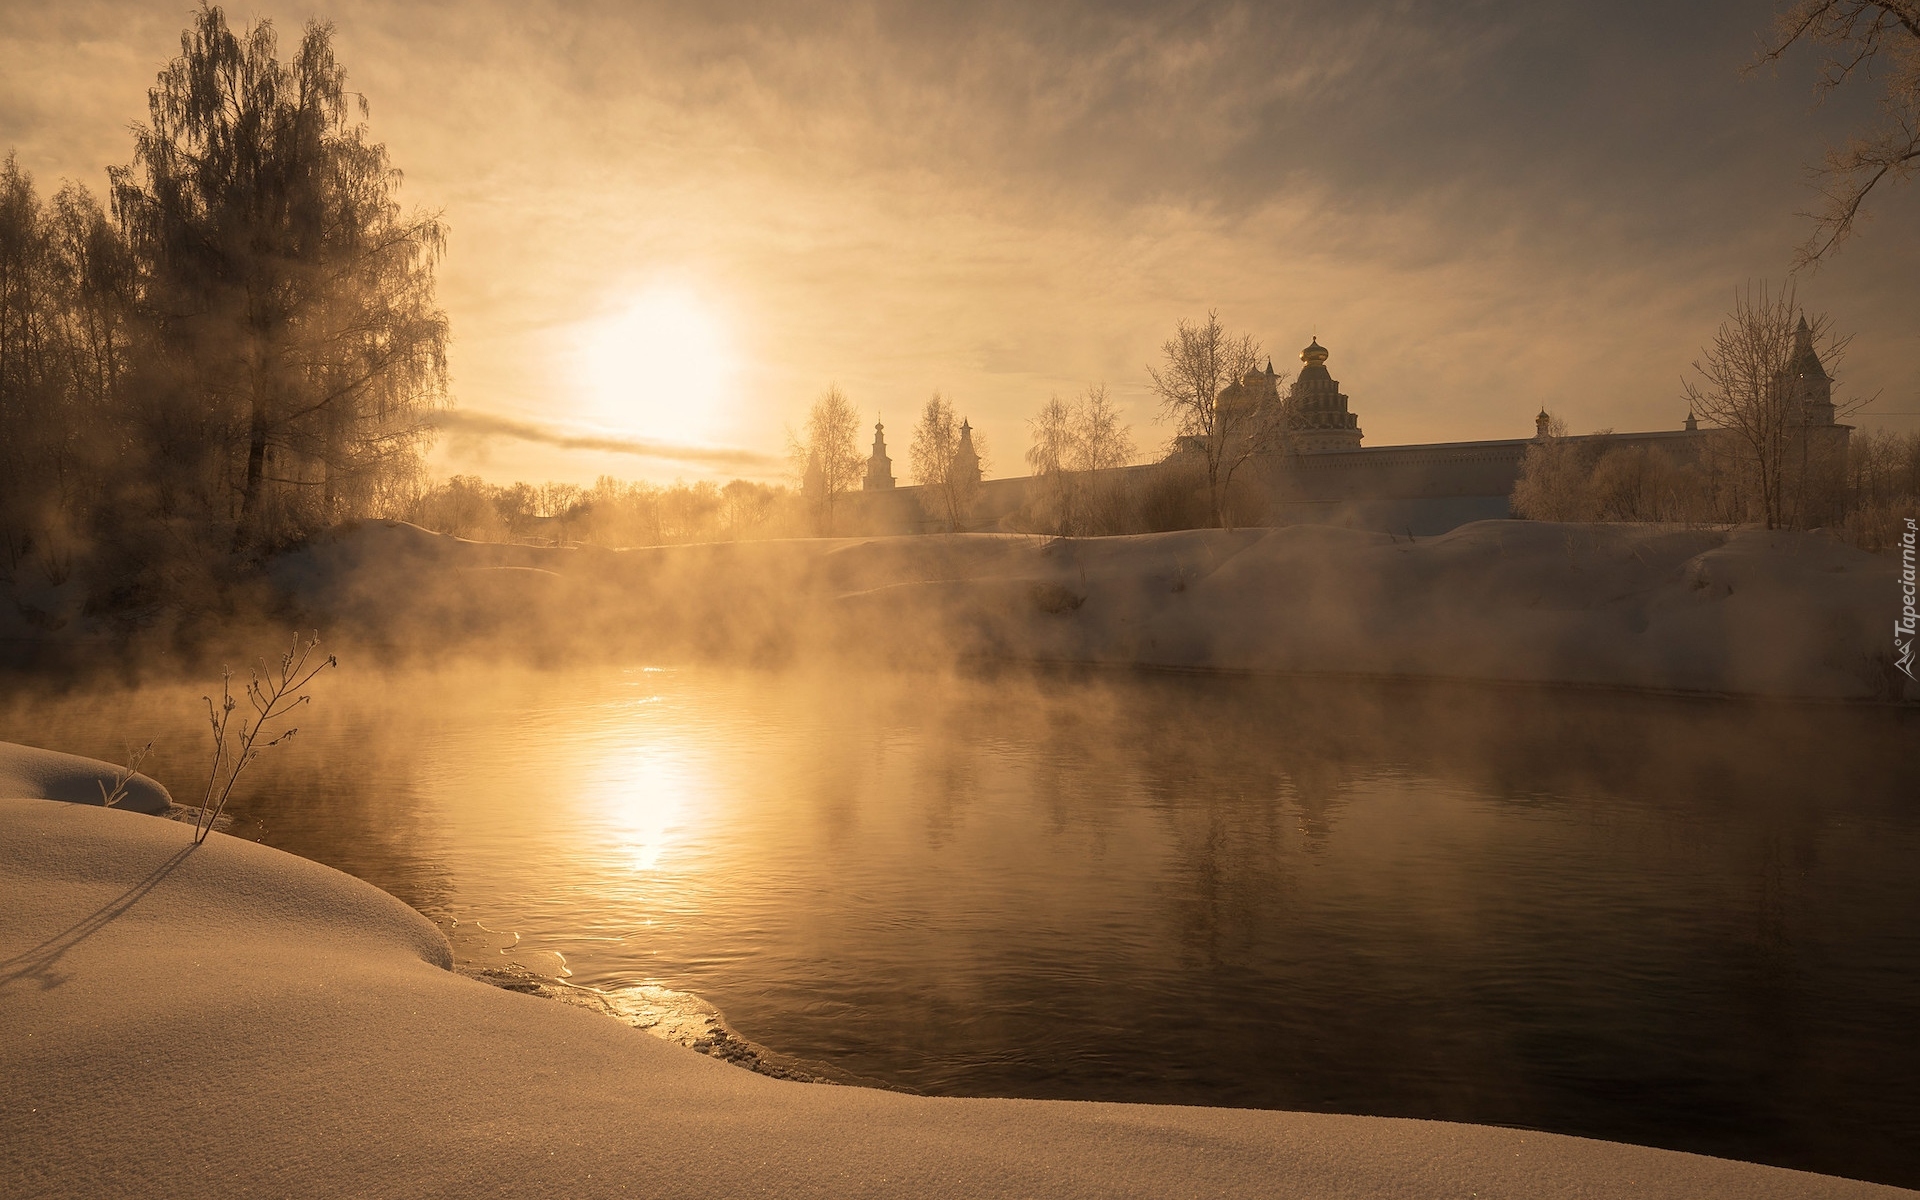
[98,742,153,809]
[193,632,337,845]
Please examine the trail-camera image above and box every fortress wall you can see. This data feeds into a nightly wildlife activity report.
[1269,440,1533,503]
[845,474,1036,535]
[843,429,1709,539]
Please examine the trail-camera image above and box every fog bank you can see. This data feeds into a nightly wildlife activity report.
[259,519,1914,702]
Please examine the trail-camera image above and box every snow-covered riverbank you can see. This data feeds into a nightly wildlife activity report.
[3,742,1909,1199]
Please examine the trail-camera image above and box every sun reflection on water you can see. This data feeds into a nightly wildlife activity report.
[582,744,703,875]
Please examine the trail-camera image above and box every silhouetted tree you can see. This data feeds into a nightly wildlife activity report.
[1148,311,1275,529]
[910,392,987,532]
[789,385,862,535]
[0,157,137,571]
[1683,283,1851,529]
[1025,384,1136,535]
[1844,427,1920,549]
[405,473,788,547]
[112,4,448,546]
[1753,1,1920,266]
[1026,393,1075,534]
[721,477,777,537]
[0,154,63,562]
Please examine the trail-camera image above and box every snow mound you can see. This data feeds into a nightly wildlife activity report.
[0,740,172,814]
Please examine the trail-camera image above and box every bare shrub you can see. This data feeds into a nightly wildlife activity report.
[193,633,336,844]
[98,742,152,808]
[1136,460,1211,532]
[1846,496,1920,553]
[1510,418,1591,522]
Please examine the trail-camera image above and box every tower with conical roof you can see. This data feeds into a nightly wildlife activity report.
[953,418,982,484]
[1287,338,1363,452]
[864,417,896,490]
[1780,314,1851,525]
[1785,316,1837,427]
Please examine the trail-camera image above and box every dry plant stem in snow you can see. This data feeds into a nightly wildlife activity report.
[98,742,153,808]
[194,633,337,845]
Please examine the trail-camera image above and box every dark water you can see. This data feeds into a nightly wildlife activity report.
[8,664,1919,1187]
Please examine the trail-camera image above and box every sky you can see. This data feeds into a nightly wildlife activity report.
[3,0,1917,486]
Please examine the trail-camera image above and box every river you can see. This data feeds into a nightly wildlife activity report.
[8,662,1918,1186]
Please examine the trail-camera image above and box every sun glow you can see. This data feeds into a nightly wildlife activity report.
[574,285,739,448]
[583,740,702,875]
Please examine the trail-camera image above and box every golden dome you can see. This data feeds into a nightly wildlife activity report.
[1300,338,1329,366]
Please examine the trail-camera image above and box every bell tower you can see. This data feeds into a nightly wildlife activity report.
[1287,338,1363,452]
[1786,316,1837,427]
[864,418,896,490]
[954,419,982,484]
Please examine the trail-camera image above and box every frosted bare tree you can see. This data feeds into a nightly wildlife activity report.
[1076,384,1136,475]
[1751,1,1920,267]
[114,9,449,547]
[788,385,862,535]
[910,392,986,532]
[1683,283,1850,529]
[1510,415,1586,521]
[1025,385,1136,535]
[1148,311,1275,529]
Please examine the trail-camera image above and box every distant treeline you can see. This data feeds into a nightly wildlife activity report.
[409,476,797,547]
[1512,426,1920,552]
[1,10,445,614]
[404,466,1214,547]
[1508,289,1919,549]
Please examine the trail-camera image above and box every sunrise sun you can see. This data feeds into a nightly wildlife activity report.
[575,285,738,447]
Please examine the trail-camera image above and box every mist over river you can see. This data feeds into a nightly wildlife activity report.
[9,664,1919,1187]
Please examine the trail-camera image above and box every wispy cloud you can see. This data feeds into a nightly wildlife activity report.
[429,410,781,471]
[6,0,1917,486]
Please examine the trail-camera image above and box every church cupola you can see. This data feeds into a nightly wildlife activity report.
[1535,408,1553,438]
[1286,336,1362,452]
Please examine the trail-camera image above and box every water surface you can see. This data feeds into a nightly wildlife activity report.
[10,664,1918,1186]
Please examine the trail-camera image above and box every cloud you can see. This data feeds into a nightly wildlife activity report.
[429,410,782,472]
[7,0,1918,487]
